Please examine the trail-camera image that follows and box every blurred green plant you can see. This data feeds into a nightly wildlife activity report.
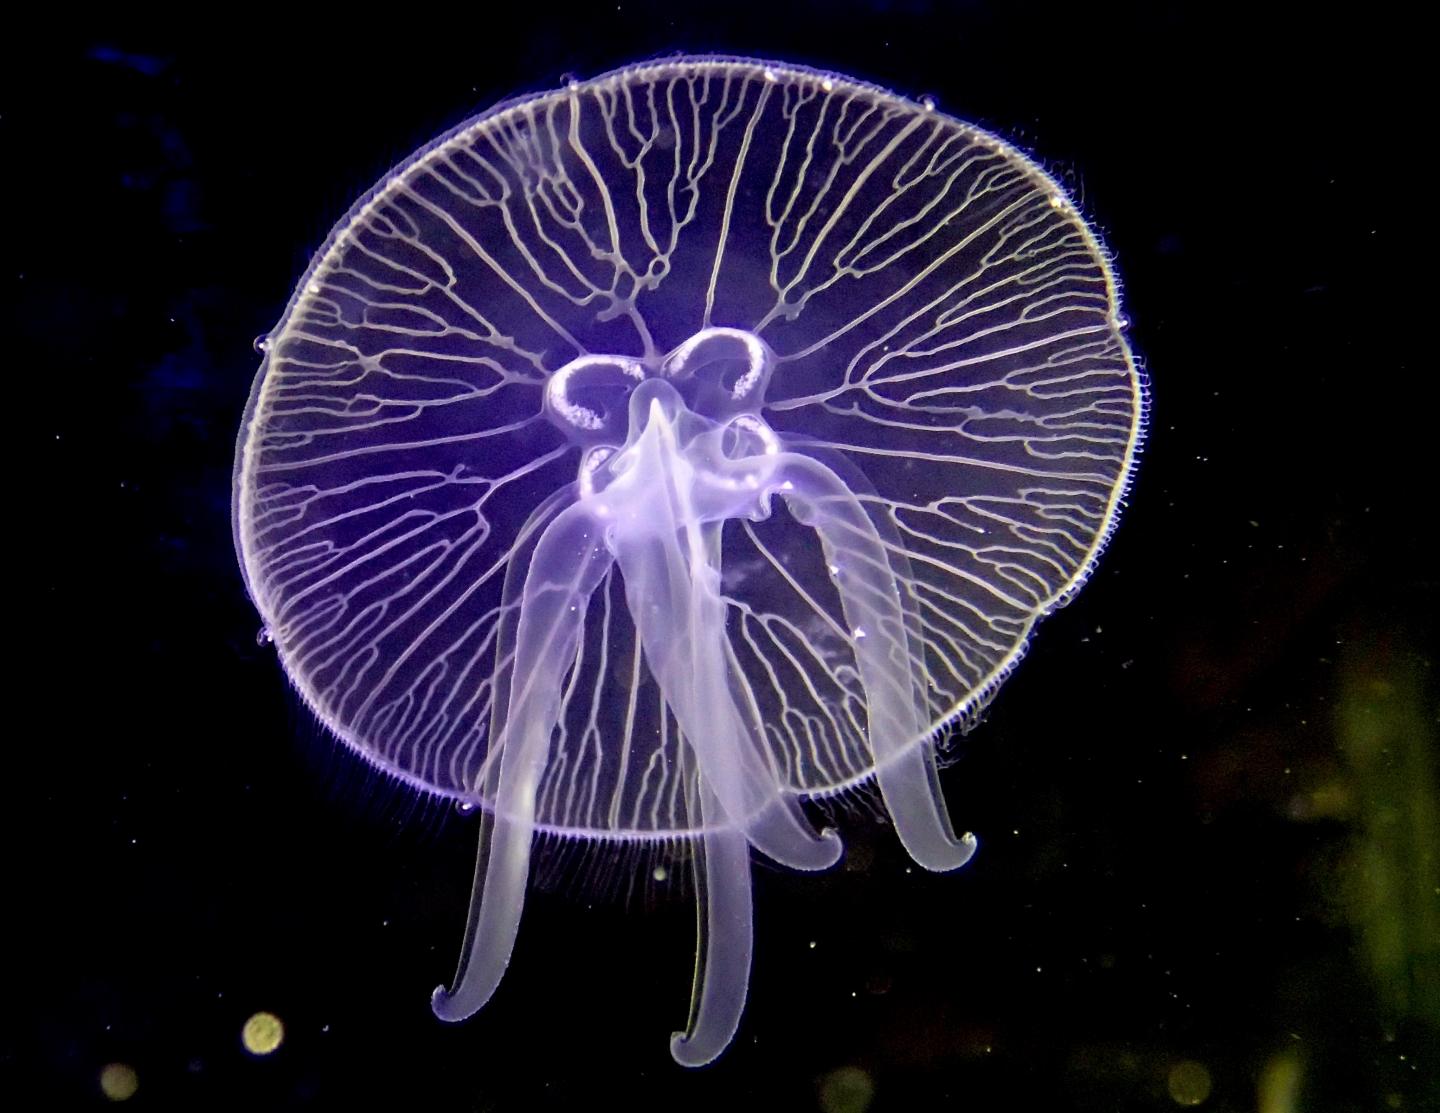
[1334,639,1439,1034]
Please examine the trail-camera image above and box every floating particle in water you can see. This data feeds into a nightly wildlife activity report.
[1168,1059,1213,1106]
[98,1062,138,1102]
[241,1011,284,1056]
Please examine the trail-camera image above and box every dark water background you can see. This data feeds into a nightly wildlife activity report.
[11,4,1435,1110]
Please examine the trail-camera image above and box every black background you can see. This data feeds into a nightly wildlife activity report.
[11,4,1435,1110]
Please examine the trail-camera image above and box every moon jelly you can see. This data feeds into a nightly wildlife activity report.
[233,57,1146,1066]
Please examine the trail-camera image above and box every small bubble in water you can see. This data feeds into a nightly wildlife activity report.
[256,626,273,646]
[253,335,273,354]
[456,800,478,815]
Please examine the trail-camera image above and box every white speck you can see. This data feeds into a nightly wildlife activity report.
[852,627,867,640]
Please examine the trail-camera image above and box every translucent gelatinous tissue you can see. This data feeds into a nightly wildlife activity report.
[232,56,1147,1066]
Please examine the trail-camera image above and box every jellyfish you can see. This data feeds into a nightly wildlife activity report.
[232,57,1146,1066]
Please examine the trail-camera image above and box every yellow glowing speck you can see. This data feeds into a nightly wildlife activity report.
[652,865,667,882]
[242,1011,285,1056]
[1259,1052,1303,1113]
[99,1062,138,1102]
[818,1065,875,1113]
[1167,1060,1213,1106]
